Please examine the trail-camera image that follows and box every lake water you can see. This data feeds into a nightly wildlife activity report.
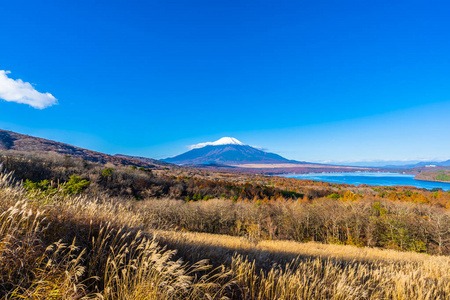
[280,172,450,191]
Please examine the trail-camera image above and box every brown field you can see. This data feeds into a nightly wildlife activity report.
[1,167,450,299]
[230,163,369,169]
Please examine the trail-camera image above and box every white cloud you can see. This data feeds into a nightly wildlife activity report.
[0,70,57,109]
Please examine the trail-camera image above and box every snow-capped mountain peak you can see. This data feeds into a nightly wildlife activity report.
[167,137,291,165]
[190,137,246,149]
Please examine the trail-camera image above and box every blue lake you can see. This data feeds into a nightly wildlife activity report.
[279,172,450,191]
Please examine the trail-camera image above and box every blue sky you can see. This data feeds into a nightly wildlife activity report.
[0,0,449,162]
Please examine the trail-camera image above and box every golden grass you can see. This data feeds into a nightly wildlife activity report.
[1,170,450,299]
[0,172,231,299]
[155,229,450,264]
[155,229,450,299]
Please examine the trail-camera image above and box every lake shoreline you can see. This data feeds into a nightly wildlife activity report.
[279,172,450,191]
[414,177,450,184]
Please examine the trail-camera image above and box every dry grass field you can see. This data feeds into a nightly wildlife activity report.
[1,168,450,299]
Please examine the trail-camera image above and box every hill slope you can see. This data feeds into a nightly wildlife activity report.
[415,170,450,183]
[0,129,167,169]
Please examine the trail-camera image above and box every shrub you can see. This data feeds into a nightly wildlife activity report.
[63,175,90,195]
[327,193,341,200]
[101,167,113,178]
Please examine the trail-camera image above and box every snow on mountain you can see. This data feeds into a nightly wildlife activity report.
[189,137,246,149]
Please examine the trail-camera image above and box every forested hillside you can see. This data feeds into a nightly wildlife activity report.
[416,169,450,183]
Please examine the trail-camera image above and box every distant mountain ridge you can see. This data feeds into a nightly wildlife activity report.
[399,160,450,168]
[114,154,172,166]
[336,159,450,169]
[377,160,449,169]
[0,129,166,169]
[165,137,302,166]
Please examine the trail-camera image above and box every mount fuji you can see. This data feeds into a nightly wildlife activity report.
[164,137,300,166]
